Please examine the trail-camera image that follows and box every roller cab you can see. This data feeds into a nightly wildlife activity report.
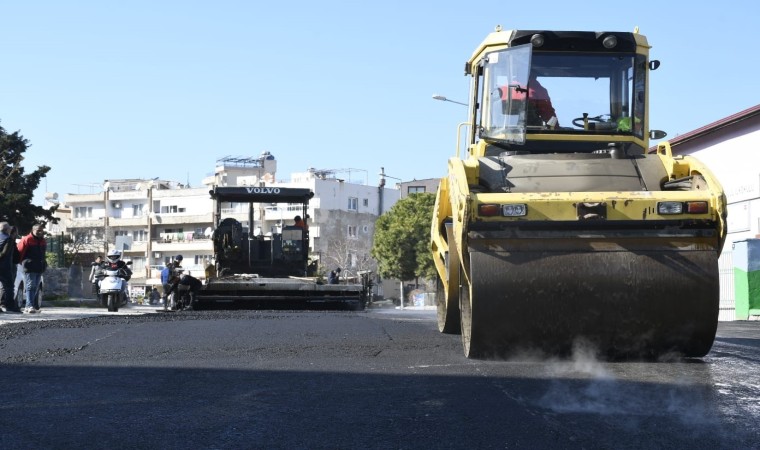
[431,28,727,358]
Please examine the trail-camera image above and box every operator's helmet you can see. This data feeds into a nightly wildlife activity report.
[175,254,183,263]
[107,249,122,263]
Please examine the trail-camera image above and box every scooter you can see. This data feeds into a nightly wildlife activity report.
[94,261,132,312]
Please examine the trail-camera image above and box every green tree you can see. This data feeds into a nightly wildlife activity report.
[371,193,436,282]
[0,122,58,233]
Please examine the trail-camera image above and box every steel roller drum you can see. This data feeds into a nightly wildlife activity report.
[460,248,719,359]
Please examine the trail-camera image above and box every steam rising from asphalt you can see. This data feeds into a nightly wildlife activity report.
[535,339,719,428]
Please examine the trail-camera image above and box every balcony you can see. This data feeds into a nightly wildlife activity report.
[110,216,149,227]
[152,213,212,225]
[122,241,148,253]
[151,238,214,253]
[110,191,148,200]
[65,192,104,203]
[152,187,211,199]
[156,231,213,243]
[68,218,106,228]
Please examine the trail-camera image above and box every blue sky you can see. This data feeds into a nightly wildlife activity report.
[2,1,758,204]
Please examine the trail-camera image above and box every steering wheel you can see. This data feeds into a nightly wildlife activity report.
[572,115,608,128]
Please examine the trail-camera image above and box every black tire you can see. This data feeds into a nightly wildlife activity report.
[459,276,472,357]
[15,282,25,310]
[437,225,461,334]
[107,294,117,312]
[459,274,483,359]
[436,274,461,334]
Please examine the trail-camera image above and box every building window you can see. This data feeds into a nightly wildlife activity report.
[74,206,93,218]
[363,198,369,207]
[114,230,129,237]
[348,197,358,211]
[134,230,148,242]
[130,257,146,274]
[132,204,144,216]
[161,205,178,214]
[74,231,91,244]
[195,255,213,266]
[348,225,357,238]
[407,186,426,194]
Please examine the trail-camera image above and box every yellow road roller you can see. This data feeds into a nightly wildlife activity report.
[431,27,727,359]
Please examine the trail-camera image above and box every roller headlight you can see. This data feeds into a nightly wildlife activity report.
[478,203,528,217]
[658,202,683,215]
[503,204,527,217]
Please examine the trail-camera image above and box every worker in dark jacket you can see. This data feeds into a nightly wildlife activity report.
[327,267,341,285]
[0,222,19,312]
[165,272,202,310]
[16,223,47,313]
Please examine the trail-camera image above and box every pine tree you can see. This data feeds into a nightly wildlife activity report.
[0,121,58,233]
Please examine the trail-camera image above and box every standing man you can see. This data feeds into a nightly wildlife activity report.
[0,222,21,313]
[160,261,174,304]
[89,255,104,296]
[17,223,47,313]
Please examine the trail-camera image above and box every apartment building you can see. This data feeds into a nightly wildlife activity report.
[63,179,214,292]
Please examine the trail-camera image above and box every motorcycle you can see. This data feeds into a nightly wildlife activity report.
[164,272,193,311]
[94,261,132,312]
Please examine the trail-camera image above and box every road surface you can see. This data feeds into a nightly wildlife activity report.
[0,306,758,449]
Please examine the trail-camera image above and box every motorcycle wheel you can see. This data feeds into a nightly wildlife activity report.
[107,294,117,312]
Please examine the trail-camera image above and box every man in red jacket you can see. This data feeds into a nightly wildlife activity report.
[17,223,47,313]
[499,73,559,129]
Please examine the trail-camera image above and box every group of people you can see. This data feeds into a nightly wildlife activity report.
[0,222,48,314]
[2,219,344,313]
[86,252,202,310]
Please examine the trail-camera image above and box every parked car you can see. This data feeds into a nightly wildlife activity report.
[13,265,43,310]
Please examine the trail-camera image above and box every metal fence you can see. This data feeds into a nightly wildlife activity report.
[718,250,735,321]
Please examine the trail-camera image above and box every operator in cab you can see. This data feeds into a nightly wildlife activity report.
[499,73,559,129]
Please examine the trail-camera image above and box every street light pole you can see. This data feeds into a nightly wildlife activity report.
[432,94,467,106]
